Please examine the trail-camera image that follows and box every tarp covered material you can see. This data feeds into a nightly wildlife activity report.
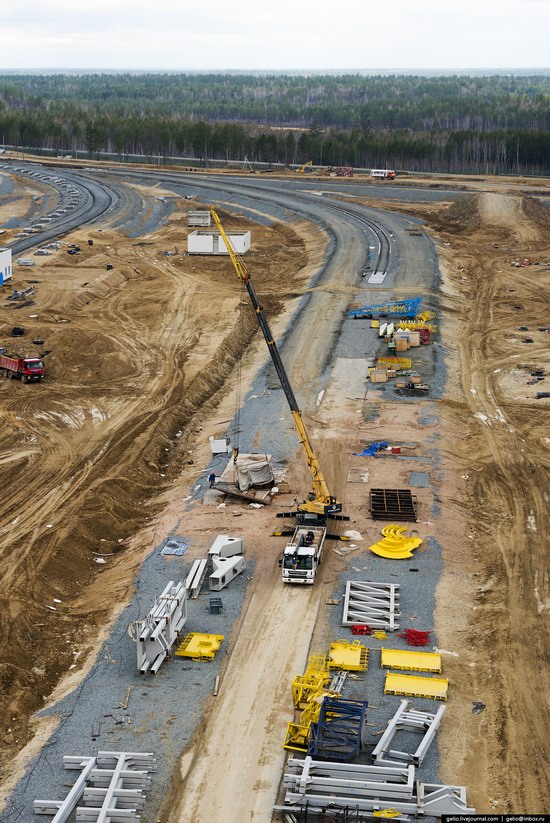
[354,442,389,457]
[218,453,274,491]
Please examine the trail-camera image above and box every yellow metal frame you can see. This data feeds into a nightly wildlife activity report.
[175,632,225,660]
[377,356,413,369]
[381,648,442,673]
[384,672,448,701]
[328,640,369,671]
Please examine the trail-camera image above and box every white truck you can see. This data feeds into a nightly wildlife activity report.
[371,169,396,179]
[281,519,326,584]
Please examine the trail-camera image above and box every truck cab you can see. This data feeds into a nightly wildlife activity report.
[281,521,326,584]
[21,358,45,381]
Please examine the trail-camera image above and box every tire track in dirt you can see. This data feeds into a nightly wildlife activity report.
[433,191,550,811]
[0,199,319,773]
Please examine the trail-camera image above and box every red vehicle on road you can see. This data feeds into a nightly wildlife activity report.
[0,354,44,383]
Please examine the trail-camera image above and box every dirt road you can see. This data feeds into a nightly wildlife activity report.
[167,560,321,822]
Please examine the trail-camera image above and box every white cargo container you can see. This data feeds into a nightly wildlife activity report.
[0,246,12,284]
[187,210,212,227]
[187,230,251,255]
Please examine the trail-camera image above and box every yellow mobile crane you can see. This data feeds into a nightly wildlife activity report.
[210,207,345,525]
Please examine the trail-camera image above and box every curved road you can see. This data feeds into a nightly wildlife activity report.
[1,162,115,256]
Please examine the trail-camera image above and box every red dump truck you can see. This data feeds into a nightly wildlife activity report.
[0,355,44,383]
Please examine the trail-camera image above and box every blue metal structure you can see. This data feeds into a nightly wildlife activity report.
[347,297,422,319]
[308,697,368,762]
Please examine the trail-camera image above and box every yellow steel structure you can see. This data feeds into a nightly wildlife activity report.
[369,525,423,560]
[292,654,330,708]
[210,207,342,518]
[328,640,369,671]
[373,811,401,818]
[175,632,225,660]
[377,356,413,370]
[285,652,343,750]
[384,672,449,701]
[395,320,438,333]
[381,648,442,673]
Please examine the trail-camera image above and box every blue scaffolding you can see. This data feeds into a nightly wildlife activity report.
[308,697,368,762]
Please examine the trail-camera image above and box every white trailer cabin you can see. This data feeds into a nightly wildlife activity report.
[187,210,212,227]
[187,230,251,256]
[0,247,12,284]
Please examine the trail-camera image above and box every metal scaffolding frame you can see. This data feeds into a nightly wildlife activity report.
[371,699,446,766]
[342,581,400,630]
[308,697,368,762]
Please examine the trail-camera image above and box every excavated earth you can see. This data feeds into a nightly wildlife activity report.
[1,169,550,817]
[0,199,319,777]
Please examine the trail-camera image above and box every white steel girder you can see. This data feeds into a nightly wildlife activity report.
[134,581,187,673]
[281,757,475,817]
[185,559,208,599]
[34,752,157,823]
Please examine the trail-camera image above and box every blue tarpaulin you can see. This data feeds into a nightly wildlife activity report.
[353,441,388,457]
[161,540,190,556]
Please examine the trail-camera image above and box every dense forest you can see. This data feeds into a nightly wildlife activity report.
[0,73,549,174]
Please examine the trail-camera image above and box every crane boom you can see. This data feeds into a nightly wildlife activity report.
[210,207,342,518]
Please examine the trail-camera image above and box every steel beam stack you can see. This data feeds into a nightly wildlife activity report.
[34,751,156,823]
[134,581,187,674]
[278,756,475,817]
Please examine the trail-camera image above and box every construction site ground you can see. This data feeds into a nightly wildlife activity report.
[0,165,549,820]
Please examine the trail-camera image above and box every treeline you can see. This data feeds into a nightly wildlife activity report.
[0,73,550,175]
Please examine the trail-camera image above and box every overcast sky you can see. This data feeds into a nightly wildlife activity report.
[1,0,549,72]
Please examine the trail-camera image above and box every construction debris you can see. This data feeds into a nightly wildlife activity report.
[161,538,190,556]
